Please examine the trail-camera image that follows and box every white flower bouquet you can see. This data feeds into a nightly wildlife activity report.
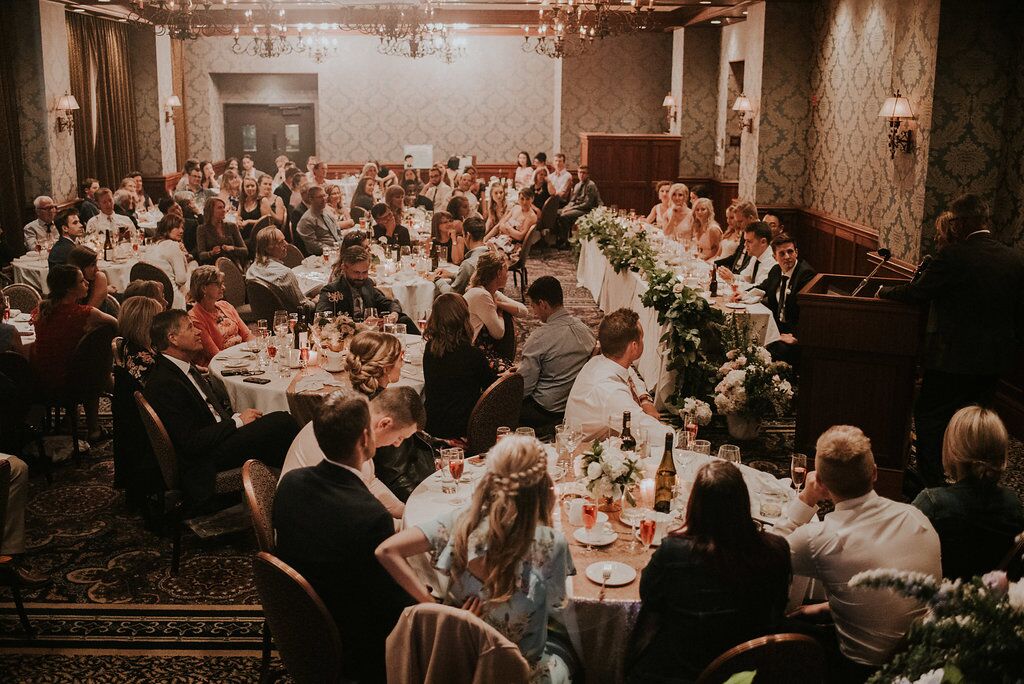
[573,439,645,503]
[678,397,713,426]
[713,346,793,418]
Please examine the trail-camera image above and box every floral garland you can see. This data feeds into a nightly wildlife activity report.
[574,208,655,274]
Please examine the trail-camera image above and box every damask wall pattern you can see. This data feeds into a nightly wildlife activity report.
[805,0,940,262]
[678,27,720,178]
[184,35,558,164]
[14,0,50,202]
[130,28,166,177]
[559,33,672,165]
[40,0,77,202]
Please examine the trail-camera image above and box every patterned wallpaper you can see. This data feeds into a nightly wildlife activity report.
[130,27,165,177]
[678,27,720,178]
[805,0,940,262]
[560,32,672,165]
[184,35,558,163]
[40,0,76,202]
[924,0,1024,251]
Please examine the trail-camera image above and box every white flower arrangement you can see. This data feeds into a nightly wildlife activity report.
[678,397,713,426]
[572,439,645,503]
[713,345,793,418]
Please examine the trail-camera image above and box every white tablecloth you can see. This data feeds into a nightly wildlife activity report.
[209,334,425,414]
[293,260,445,321]
[12,252,142,295]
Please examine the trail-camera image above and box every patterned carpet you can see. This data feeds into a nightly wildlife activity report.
[1,246,1022,681]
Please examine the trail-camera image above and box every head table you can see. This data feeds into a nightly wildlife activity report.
[402,445,796,683]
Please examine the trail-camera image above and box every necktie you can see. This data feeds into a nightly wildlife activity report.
[732,245,748,273]
[778,275,789,323]
[188,364,232,421]
[751,259,760,283]
[625,374,645,407]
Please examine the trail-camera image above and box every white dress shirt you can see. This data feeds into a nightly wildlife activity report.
[419,183,452,211]
[23,219,57,250]
[86,211,135,237]
[280,422,404,518]
[773,490,941,666]
[548,169,572,195]
[563,354,673,448]
[161,353,243,428]
[737,248,777,287]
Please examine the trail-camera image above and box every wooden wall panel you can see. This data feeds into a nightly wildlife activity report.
[581,133,681,213]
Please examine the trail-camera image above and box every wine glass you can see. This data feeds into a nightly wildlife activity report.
[791,453,808,494]
[581,501,597,550]
[273,310,288,338]
[448,447,468,483]
[639,517,656,548]
[633,427,649,460]
[718,444,741,464]
[495,426,511,443]
[515,427,535,438]
[620,482,644,554]
[691,440,712,456]
[562,423,581,458]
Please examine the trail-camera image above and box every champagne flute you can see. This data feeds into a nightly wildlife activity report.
[621,482,643,554]
[791,453,808,494]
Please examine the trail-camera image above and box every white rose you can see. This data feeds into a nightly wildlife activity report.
[587,461,603,480]
[1008,579,1024,611]
[672,282,684,294]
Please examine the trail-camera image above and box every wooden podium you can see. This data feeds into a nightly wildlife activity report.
[795,274,925,498]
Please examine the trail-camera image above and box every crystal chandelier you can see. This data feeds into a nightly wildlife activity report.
[232,5,294,59]
[128,0,234,40]
[521,0,654,59]
[377,21,465,63]
[296,25,340,64]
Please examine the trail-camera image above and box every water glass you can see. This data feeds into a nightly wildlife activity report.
[718,444,741,464]
[515,427,535,438]
[383,323,398,335]
[496,426,511,442]
[759,490,787,519]
[691,439,712,456]
[394,324,406,336]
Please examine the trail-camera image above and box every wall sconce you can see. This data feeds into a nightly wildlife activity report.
[662,93,677,131]
[878,89,915,159]
[732,93,754,133]
[164,95,182,124]
[55,92,80,134]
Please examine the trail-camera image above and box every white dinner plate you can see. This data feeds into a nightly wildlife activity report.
[724,302,747,310]
[585,561,637,587]
[573,527,617,547]
[14,313,32,323]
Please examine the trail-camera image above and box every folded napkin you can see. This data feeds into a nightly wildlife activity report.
[294,370,348,394]
[14,313,31,323]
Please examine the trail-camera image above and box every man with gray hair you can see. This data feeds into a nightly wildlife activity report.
[113,188,140,233]
[773,425,941,678]
[23,195,58,251]
[86,187,135,237]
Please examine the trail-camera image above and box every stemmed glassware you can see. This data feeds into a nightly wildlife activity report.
[717,444,741,464]
[791,453,808,494]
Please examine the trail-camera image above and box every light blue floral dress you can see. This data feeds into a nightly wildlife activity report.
[417,511,576,683]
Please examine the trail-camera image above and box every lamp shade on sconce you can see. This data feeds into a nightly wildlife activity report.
[662,93,676,108]
[732,94,753,113]
[878,94,914,119]
[56,94,80,111]
[166,95,182,108]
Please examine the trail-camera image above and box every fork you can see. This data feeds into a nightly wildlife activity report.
[598,564,612,601]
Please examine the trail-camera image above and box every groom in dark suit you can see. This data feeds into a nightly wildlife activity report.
[757,234,816,366]
[274,394,414,683]
[143,310,296,510]
[314,245,420,332]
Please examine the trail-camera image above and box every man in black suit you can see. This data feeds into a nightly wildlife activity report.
[48,209,83,268]
[756,233,816,366]
[315,245,420,333]
[715,199,760,273]
[879,194,1024,490]
[274,394,413,683]
[143,310,297,510]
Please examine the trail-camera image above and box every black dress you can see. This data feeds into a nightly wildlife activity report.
[532,183,551,212]
[239,200,263,241]
[422,341,496,439]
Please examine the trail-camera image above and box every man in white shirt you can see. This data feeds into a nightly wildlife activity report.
[773,425,941,675]
[245,226,312,311]
[295,185,341,256]
[309,160,328,188]
[547,153,573,201]
[564,308,673,448]
[718,221,776,290]
[23,195,58,251]
[417,166,452,211]
[240,154,266,180]
[174,159,200,192]
[86,188,136,237]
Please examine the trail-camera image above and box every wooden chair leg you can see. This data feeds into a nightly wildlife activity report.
[9,581,34,638]
[260,620,275,684]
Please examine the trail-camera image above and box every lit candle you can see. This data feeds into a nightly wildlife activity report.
[639,478,655,510]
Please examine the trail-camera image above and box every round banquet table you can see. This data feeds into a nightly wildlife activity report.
[5,311,35,352]
[208,334,425,418]
[402,447,796,683]
[12,248,145,296]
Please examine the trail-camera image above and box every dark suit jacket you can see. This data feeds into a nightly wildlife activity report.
[315,276,401,316]
[115,206,140,232]
[759,259,816,334]
[48,236,76,268]
[372,223,412,248]
[879,233,1024,375]
[274,461,413,682]
[79,199,99,225]
[715,242,748,273]
[142,354,237,504]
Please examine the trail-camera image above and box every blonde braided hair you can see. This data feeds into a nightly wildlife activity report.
[342,330,402,397]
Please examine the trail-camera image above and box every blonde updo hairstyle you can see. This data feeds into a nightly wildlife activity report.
[450,435,554,606]
[342,330,403,397]
[942,405,1008,485]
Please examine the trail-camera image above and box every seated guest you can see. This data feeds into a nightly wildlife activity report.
[112,189,140,233]
[324,183,353,231]
[556,165,601,247]
[519,276,595,438]
[378,164,399,190]
[717,221,776,290]
[187,266,251,366]
[85,188,134,239]
[715,200,758,272]
[258,173,287,229]
[763,213,784,237]
[0,453,47,588]
[67,246,112,311]
[341,330,405,399]
[308,159,328,187]
[196,197,248,267]
[465,252,528,366]
[280,387,424,518]
[486,187,538,248]
[626,460,790,683]
[452,173,480,214]
[145,310,295,511]
[531,166,552,213]
[483,181,509,233]
[116,295,163,386]
[435,217,489,295]
[174,158,200,192]
[274,394,412,682]
[564,308,673,446]
[692,198,723,261]
[148,214,194,310]
[384,184,406,221]
[218,169,242,211]
[236,176,264,242]
[514,150,535,190]
[124,279,168,310]
[754,233,816,365]
[127,171,152,210]
[446,195,474,237]
[0,292,27,356]
[773,425,941,676]
[274,166,305,240]
[664,183,692,242]
[246,227,312,312]
[296,185,342,256]
[48,209,83,268]
[400,168,422,197]
[78,178,100,224]
[645,180,672,229]
[271,155,289,188]
[443,156,460,187]
[200,160,220,193]
[417,165,451,211]
[171,191,201,257]
[912,406,1024,580]
[429,211,464,266]
[31,264,117,442]
[341,229,370,250]
[422,293,496,440]
[23,195,58,250]
[351,176,377,214]
[240,154,264,181]
[370,203,412,248]
[316,246,418,332]
[376,435,577,682]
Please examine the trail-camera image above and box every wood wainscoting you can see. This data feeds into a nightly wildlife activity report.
[678,178,739,223]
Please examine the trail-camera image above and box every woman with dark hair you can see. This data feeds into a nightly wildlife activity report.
[430,211,464,265]
[625,460,791,683]
[420,293,496,439]
[532,166,551,213]
[377,163,399,190]
[31,264,117,441]
[66,245,110,310]
[196,196,248,266]
[148,213,193,309]
[238,176,263,241]
[351,176,376,214]
[218,157,239,187]
[514,150,534,190]
[401,168,422,198]
[200,160,219,192]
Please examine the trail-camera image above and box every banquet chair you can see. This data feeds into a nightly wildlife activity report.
[695,633,825,684]
[466,373,524,457]
[253,551,348,684]
[386,603,531,683]
[129,262,174,308]
[242,459,281,682]
[539,197,560,246]
[246,278,288,322]
[217,257,255,322]
[0,352,50,484]
[283,243,304,269]
[508,225,541,302]
[134,391,244,576]
[2,283,41,314]
[0,459,34,638]
[102,294,121,317]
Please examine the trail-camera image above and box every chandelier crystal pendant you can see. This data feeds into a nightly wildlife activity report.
[232,3,294,59]
[128,0,234,40]
[521,0,656,59]
[296,24,340,63]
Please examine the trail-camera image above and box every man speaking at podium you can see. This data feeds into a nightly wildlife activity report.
[878,194,1024,491]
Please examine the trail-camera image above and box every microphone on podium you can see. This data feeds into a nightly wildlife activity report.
[851,247,892,297]
[911,254,933,283]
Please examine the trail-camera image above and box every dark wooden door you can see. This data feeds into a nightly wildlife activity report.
[223,104,315,173]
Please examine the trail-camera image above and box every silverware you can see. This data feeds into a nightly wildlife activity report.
[598,564,612,601]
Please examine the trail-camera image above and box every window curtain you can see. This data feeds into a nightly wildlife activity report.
[66,12,138,189]
[0,19,26,259]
